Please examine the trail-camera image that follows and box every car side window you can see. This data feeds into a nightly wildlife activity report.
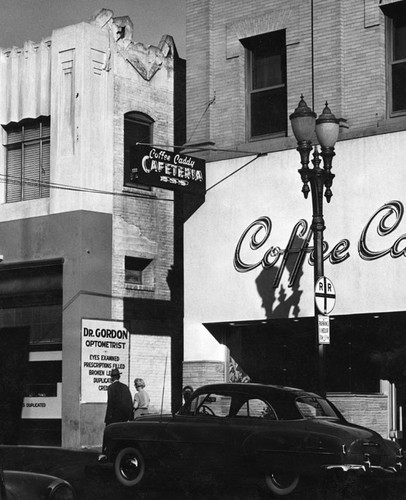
[235,398,277,419]
[296,396,339,419]
[194,392,232,417]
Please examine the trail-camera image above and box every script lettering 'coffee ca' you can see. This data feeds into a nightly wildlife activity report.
[234,200,406,288]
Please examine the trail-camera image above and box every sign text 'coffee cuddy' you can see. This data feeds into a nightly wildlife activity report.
[131,145,205,195]
[234,200,406,288]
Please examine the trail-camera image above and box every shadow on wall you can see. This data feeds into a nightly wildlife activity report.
[255,234,305,319]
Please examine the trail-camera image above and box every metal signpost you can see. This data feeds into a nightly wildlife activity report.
[315,277,336,346]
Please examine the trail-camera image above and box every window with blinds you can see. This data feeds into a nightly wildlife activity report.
[4,117,50,202]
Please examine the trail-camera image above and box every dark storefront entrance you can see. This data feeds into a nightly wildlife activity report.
[206,311,406,395]
[0,261,63,446]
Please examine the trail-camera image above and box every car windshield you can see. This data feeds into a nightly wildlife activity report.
[296,396,340,419]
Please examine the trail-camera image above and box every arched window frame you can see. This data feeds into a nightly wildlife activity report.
[124,111,154,188]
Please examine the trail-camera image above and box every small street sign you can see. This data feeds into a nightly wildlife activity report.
[318,315,330,344]
[315,276,336,315]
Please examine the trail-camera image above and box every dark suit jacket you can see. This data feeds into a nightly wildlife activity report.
[104,380,133,425]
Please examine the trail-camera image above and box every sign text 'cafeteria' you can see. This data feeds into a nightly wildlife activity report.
[132,145,205,195]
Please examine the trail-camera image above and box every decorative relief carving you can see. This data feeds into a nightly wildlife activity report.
[89,8,174,81]
[59,49,75,155]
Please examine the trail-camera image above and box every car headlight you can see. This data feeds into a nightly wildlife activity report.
[50,483,76,500]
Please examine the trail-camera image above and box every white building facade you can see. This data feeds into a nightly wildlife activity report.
[183,0,406,440]
[0,9,185,449]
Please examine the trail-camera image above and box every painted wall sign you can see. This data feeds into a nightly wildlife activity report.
[234,200,406,288]
[184,132,406,357]
[81,319,130,403]
[131,145,206,195]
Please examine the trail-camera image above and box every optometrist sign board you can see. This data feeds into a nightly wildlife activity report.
[81,319,130,403]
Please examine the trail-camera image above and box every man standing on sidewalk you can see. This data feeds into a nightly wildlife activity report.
[104,368,133,425]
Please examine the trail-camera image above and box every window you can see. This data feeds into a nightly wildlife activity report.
[193,392,232,417]
[125,256,152,286]
[385,2,406,115]
[296,396,340,420]
[3,117,50,202]
[235,398,277,419]
[243,31,287,139]
[124,112,154,187]
[25,360,61,397]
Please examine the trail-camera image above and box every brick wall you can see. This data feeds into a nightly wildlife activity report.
[129,333,172,414]
[183,360,225,390]
[329,393,389,439]
[111,46,175,320]
[186,0,390,152]
[108,33,183,411]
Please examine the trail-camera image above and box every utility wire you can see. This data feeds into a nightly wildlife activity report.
[1,144,267,198]
[137,142,267,156]
[0,173,172,201]
[186,93,216,144]
[206,153,267,192]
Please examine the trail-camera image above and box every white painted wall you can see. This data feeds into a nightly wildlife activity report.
[184,131,406,360]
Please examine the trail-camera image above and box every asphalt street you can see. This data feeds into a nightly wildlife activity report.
[1,445,406,499]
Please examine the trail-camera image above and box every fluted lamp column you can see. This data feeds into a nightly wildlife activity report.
[289,96,339,397]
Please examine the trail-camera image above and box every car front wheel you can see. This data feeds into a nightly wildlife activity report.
[265,471,299,496]
[114,446,146,487]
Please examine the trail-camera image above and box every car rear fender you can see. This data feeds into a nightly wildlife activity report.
[242,427,307,470]
[242,426,343,474]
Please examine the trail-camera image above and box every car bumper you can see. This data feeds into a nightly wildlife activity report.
[322,463,402,474]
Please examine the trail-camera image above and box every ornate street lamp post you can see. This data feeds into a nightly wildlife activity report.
[289,96,339,397]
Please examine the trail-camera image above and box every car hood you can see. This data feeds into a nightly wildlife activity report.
[3,470,70,498]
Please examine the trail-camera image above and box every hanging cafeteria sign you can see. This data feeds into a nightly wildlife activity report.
[132,145,206,195]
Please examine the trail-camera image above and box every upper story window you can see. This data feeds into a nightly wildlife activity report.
[3,117,50,203]
[242,30,287,140]
[124,112,154,187]
[385,2,406,116]
[125,256,152,286]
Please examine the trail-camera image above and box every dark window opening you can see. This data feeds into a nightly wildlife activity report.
[3,117,50,202]
[0,262,62,346]
[24,360,62,397]
[125,256,152,285]
[385,3,406,115]
[242,31,287,139]
[124,112,154,188]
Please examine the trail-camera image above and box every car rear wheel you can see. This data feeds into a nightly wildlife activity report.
[114,446,146,487]
[265,471,299,496]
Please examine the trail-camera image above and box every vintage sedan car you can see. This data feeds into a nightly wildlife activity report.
[0,466,76,500]
[99,383,403,496]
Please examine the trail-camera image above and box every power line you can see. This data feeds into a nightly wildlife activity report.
[187,93,216,144]
[0,173,174,202]
[206,153,267,192]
